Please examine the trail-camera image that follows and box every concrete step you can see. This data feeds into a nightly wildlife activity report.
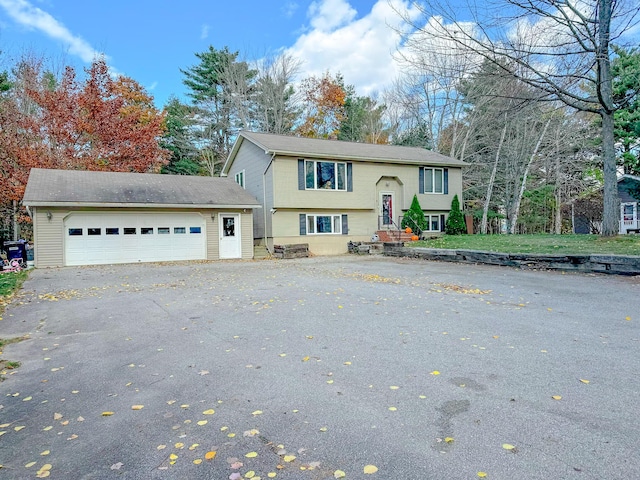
[253,245,271,259]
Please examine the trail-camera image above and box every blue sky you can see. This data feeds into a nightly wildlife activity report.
[0,0,415,108]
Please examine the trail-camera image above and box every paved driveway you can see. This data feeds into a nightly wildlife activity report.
[1,256,639,479]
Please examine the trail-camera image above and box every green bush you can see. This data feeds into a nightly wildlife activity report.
[401,195,428,235]
[445,194,467,235]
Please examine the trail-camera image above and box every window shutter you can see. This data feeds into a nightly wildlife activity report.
[443,168,449,194]
[341,214,348,235]
[440,214,446,232]
[347,163,353,192]
[419,167,425,194]
[298,159,305,190]
[299,214,306,235]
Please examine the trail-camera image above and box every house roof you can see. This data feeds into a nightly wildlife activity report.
[22,168,260,209]
[222,131,468,174]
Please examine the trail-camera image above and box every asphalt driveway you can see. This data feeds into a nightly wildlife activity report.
[0,256,639,479]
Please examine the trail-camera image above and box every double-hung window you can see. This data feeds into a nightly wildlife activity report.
[302,160,348,191]
[424,168,444,193]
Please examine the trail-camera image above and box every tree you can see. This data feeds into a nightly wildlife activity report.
[401,194,428,235]
[445,194,467,234]
[612,46,640,175]
[296,72,346,139]
[338,93,390,144]
[0,56,169,238]
[160,97,202,175]
[395,0,640,235]
[181,46,256,173]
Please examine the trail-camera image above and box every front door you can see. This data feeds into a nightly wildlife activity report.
[380,192,395,228]
[219,213,241,259]
[621,202,638,233]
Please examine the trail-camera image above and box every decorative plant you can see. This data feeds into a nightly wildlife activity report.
[402,195,428,236]
[445,194,467,235]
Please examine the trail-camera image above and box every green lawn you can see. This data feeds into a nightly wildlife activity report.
[0,270,28,300]
[413,234,640,256]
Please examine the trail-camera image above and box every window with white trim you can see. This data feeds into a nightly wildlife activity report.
[306,214,342,234]
[234,170,245,188]
[424,168,444,194]
[425,215,441,232]
[305,160,347,190]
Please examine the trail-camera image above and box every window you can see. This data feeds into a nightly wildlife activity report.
[304,160,348,190]
[68,228,82,236]
[425,215,441,232]
[88,228,101,236]
[141,227,153,235]
[174,227,186,234]
[158,227,170,234]
[124,228,136,235]
[189,226,202,234]
[234,170,245,188]
[106,228,119,235]
[306,214,342,234]
[424,168,444,194]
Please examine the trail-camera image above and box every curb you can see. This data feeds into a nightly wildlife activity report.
[383,244,640,276]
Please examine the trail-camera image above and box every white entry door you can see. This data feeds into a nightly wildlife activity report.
[219,213,241,259]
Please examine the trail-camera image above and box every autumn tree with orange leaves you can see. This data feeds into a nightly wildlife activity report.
[0,56,169,239]
[296,72,347,139]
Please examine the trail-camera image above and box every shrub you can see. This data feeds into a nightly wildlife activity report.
[401,195,428,235]
[445,194,467,235]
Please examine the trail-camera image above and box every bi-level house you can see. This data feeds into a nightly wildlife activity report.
[222,131,467,255]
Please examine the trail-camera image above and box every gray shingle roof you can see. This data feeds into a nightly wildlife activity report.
[224,131,467,173]
[22,169,260,208]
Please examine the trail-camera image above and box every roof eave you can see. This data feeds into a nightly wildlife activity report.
[23,201,261,209]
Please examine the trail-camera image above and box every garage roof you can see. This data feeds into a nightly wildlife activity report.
[22,168,260,209]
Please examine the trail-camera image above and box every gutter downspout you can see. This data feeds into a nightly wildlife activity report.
[263,152,276,254]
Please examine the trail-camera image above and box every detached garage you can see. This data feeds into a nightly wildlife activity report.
[22,168,260,267]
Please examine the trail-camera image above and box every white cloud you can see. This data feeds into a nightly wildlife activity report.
[286,0,420,96]
[200,24,210,40]
[282,1,298,19]
[0,0,107,63]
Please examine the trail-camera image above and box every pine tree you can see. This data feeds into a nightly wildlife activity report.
[445,194,467,235]
[401,195,428,235]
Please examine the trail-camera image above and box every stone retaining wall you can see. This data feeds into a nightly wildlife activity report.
[383,243,640,275]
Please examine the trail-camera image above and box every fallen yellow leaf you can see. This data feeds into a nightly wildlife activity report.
[202,409,215,415]
[101,412,114,416]
[245,472,256,478]
[268,473,277,478]
[245,451,258,458]
[252,410,263,416]
[174,442,184,449]
[364,464,378,474]
[189,444,199,451]
[40,450,50,456]
[193,459,202,465]
[169,454,178,460]
[25,461,36,468]
[14,426,25,431]
[302,356,310,362]
[388,407,397,411]
[197,420,208,426]
[430,371,440,375]
[444,437,454,443]
[478,472,487,478]
[502,443,515,450]
[283,455,296,462]
[205,451,217,460]
[390,386,400,390]
[551,395,562,400]
[579,379,590,384]
[334,470,346,479]
[131,405,144,410]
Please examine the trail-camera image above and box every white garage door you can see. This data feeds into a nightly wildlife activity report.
[64,212,206,266]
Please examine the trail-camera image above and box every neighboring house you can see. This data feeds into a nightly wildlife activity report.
[619,174,640,234]
[22,168,260,267]
[221,131,467,255]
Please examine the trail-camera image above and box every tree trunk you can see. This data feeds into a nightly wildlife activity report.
[509,117,551,234]
[481,119,507,234]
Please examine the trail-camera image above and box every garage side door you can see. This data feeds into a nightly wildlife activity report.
[64,213,206,266]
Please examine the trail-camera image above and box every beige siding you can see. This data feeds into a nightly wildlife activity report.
[273,156,463,212]
[32,207,255,267]
[33,207,67,268]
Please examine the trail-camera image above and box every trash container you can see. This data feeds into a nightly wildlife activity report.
[4,241,27,262]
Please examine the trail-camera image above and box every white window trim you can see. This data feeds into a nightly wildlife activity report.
[305,160,348,191]
[234,170,245,188]
[306,214,343,235]
[424,167,444,194]
[424,214,441,232]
